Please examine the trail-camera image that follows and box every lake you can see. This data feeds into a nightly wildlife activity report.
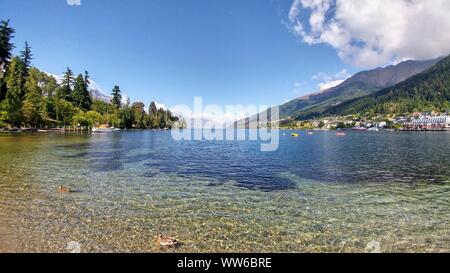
[0,130,449,252]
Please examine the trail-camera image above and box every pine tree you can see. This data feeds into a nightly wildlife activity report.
[111,85,122,109]
[120,99,133,129]
[148,101,158,128]
[59,67,74,101]
[149,101,158,115]
[0,76,6,102]
[82,71,92,110]
[84,70,90,86]
[18,42,33,94]
[71,73,91,111]
[0,19,15,71]
[72,74,85,109]
[20,42,32,71]
[3,57,25,126]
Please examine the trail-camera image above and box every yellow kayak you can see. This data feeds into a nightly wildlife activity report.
[291,133,300,137]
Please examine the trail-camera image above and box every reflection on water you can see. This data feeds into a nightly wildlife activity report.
[0,131,449,252]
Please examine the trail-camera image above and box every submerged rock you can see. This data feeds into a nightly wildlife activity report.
[365,240,382,253]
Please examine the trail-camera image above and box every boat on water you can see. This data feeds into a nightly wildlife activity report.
[92,124,115,133]
[308,132,314,135]
[291,133,300,137]
[367,127,380,132]
[336,132,346,136]
[352,126,367,131]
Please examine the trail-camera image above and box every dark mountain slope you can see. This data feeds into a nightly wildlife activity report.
[314,55,450,118]
[280,58,441,120]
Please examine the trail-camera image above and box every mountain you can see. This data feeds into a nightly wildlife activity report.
[46,71,113,103]
[89,87,111,103]
[237,58,441,127]
[280,58,442,121]
[317,55,450,117]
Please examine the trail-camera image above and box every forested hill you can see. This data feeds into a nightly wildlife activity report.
[302,54,450,119]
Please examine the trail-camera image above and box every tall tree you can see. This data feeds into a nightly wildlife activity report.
[82,71,92,111]
[119,99,133,129]
[18,42,33,94]
[111,85,122,109]
[3,57,25,126]
[0,19,15,71]
[84,70,90,86]
[72,74,85,109]
[20,42,32,71]
[149,101,158,115]
[0,75,6,102]
[131,102,146,129]
[72,74,92,111]
[55,98,78,128]
[22,68,43,127]
[59,67,74,101]
[148,101,159,128]
[41,73,58,98]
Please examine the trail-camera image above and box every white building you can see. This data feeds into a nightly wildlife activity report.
[406,116,450,130]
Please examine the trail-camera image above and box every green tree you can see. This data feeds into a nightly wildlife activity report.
[85,110,103,126]
[20,42,32,71]
[72,74,91,111]
[157,108,167,128]
[131,101,147,129]
[3,57,25,126]
[148,101,160,128]
[0,75,6,102]
[72,111,90,129]
[80,71,92,110]
[41,73,58,98]
[92,99,114,115]
[22,68,43,127]
[55,98,78,128]
[0,19,15,70]
[119,99,133,129]
[111,85,122,109]
[59,67,74,101]
[81,72,92,111]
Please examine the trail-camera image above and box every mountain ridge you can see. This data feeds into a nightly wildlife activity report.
[313,54,450,118]
[284,58,442,120]
[237,57,442,127]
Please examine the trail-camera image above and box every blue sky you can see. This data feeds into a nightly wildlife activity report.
[4,0,447,110]
[0,0,355,108]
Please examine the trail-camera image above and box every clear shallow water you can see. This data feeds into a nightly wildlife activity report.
[0,130,449,253]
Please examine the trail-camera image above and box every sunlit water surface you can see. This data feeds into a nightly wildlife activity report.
[0,130,449,253]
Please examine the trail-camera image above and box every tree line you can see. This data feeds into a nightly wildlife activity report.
[0,19,180,130]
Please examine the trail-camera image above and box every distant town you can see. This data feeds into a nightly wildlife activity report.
[279,111,450,132]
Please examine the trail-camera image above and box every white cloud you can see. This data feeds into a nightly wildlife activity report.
[318,79,344,91]
[312,69,350,90]
[66,0,81,6]
[288,0,450,68]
